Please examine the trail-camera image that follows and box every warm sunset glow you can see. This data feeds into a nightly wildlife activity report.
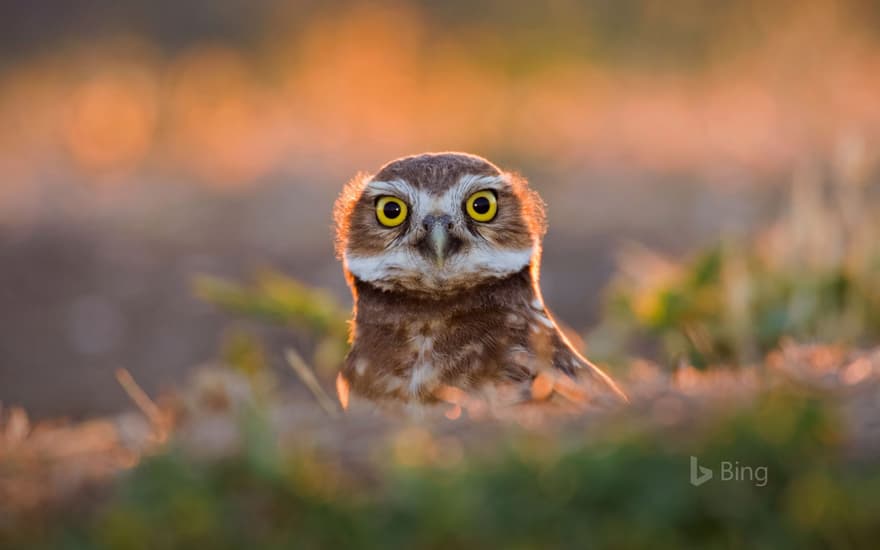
[166,46,286,189]
[5,3,880,546]
[65,70,158,178]
[0,0,875,202]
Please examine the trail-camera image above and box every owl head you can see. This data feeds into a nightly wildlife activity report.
[334,152,546,297]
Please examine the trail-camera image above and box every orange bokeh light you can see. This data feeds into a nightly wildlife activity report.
[65,69,158,179]
[0,0,876,197]
[166,46,286,189]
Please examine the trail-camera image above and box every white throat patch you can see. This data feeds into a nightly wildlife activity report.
[344,245,535,290]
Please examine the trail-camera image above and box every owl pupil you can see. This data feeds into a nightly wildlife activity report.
[383,202,401,219]
[472,196,491,214]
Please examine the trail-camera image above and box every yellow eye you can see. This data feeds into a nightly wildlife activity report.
[465,190,497,222]
[375,196,408,227]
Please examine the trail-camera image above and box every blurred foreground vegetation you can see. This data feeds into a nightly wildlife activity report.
[589,160,880,369]
[4,378,880,549]
[195,270,349,375]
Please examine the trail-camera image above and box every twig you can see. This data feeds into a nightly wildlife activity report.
[285,349,340,417]
[115,368,167,436]
[3,406,30,446]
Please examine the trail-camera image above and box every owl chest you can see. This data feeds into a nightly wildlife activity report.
[350,301,548,402]
[400,330,442,397]
[374,321,496,399]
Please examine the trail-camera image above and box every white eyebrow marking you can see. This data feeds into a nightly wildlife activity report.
[457,173,509,193]
[362,179,416,202]
[363,174,508,210]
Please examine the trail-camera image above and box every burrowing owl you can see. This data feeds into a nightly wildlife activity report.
[333,153,625,410]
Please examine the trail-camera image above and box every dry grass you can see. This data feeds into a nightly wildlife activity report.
[4,340,880,525]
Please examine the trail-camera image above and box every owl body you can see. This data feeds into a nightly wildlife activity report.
[334,153,625,409]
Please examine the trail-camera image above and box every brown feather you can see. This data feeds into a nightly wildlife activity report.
[334,152,626,409]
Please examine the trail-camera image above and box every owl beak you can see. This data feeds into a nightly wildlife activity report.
[429,224,449,266]
[421,214,453,267]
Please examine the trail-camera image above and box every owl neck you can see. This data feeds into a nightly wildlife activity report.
[352,266,539,318]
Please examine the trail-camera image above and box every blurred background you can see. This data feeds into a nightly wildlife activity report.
[2,0,879,419]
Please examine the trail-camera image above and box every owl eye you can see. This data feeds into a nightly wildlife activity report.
[375,196,408,227]
[465,190,497,222]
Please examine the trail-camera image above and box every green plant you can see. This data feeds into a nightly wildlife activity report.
[195,270,350,373]
[8,386,880,549]
[589,165,880,368]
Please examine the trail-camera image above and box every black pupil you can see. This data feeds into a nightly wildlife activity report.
[383,201,401,219]
[472,196,491,215]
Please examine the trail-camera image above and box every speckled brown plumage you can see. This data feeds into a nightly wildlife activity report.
[334,152,625,409]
